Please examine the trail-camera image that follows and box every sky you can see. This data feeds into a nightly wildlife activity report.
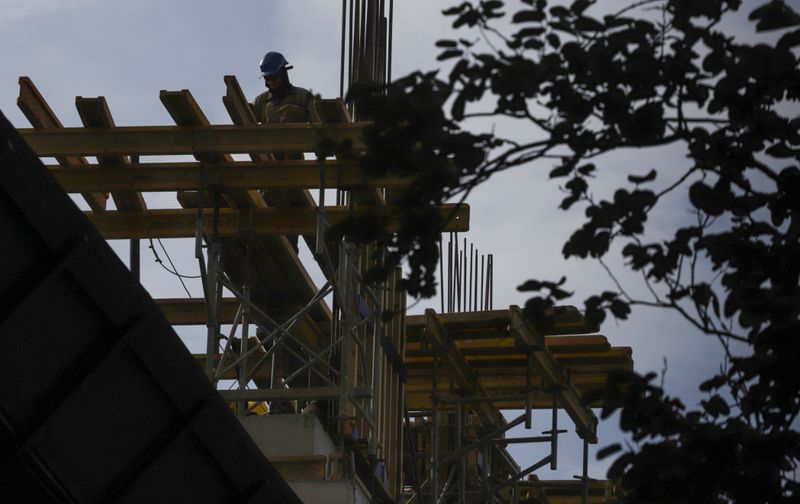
[0,0,765,485]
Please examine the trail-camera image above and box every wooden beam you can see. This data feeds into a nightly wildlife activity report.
[424,309,503,428]
[156,297,239,325]
[75,96,146,211]
[406,305,599,338]
[520,480,609,504]
[222,75,259,126]
[20,122,368,157]
[160,89,264,209]
[509,306,598,442]
[86,204,469,239]
[47,160,410,193]
[404,335,612,358]
[16,76,108,212]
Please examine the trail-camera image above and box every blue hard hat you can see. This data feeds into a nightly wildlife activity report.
[259,52,293,78]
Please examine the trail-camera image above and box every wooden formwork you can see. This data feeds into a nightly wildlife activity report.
[14,75,427,503]
[13,73,632,503]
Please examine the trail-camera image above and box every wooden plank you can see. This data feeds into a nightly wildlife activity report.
[86,204,469,239]
[407,305,599,338]
[521,480,609,504]
[404,348,632,371]
[407,309,510,331]
[47,160,411,192]
[157,297,240,325]
[222,75,259,126]
[404,371,612,390]
[19,122,368,157]
[404,335,612,357]
[404,394,583,411]
[510,306,598,442]
[160,89,264,209]
[74,96,146,211]
[16,76,107,212]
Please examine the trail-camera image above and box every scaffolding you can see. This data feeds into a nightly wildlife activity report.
[15,66,632,503]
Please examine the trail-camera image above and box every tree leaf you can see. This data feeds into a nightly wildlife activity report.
[627,169,657,185]
[597,443,622,460]
[437,49,464,61]
[749,0,800,32]
[575,15,604,32]
[512,10,545,23]
[570,0,595,15]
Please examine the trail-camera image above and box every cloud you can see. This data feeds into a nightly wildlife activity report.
[0,0,98,25]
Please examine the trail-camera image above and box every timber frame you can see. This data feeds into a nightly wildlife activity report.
[14,74,633,504]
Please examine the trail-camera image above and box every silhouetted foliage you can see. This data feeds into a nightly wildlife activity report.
[325,1,800,501]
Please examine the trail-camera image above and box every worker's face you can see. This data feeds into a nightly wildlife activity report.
[264,72,285,92]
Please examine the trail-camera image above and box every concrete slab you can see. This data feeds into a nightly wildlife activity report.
[240,413,336,458]
[289,479,371,504]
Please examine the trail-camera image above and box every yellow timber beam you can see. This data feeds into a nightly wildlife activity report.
[87,204,469,240]
[424,309,504,428]
[157,298,239,325]
[19,123,368,157]
[509,306,598,442]
[160,88,264,209]
[17,77,108,212]
[47,160,410,193]
[75,96,147,211]
[519,479,611,504]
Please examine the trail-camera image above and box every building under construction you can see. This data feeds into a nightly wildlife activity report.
[0,3,633,503]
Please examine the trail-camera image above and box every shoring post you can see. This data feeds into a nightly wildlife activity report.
[338,240,352,465]
[204,243,220,379]
[316,159,327,256]
[430,346,440,504]
[549,394,560,470]
[237,239,252,416]
[369,261,384,458]
[525,351,533,429]
[129,154,140,280]
[457,399,466,503]
[581,437,589,504]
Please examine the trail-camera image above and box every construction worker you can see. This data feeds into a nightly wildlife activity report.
[252,51,320,126]
[252,52,320,254]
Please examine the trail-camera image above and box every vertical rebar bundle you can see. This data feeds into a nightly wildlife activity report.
[440,232,494,313]
[340,0,393,118]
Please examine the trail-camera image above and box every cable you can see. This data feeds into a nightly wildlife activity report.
[147,238,199,298]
